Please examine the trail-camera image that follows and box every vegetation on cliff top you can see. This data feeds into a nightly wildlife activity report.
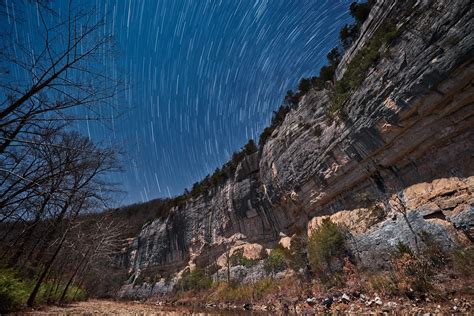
[328,21,400,119]
[179,0,378,200]
[115,0,379,222]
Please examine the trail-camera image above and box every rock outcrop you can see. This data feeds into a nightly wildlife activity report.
[119,0,473,298]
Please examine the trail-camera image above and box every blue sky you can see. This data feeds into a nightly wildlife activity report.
[11,0,355,205]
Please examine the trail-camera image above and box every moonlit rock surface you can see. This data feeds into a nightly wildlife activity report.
[119,0,474,298]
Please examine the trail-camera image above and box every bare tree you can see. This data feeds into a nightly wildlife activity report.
[25,132,119,306]
[0,1,127,308]
[0,0,122,228]
[0,0,121,156]
[59,215,124,303]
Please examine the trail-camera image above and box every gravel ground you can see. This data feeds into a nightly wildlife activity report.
[14,297,472,315]
[18,299,256,315]
[19,300,205,315]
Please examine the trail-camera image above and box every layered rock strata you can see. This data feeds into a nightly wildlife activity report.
[120,0,473,298]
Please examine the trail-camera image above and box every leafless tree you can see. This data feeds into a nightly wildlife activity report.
[59,215,124,303]
[25,132,120,306]
[0,0,122,155]
[0,0,122,224]
[0,0,127,307]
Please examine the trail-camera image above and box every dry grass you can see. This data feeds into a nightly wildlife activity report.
[208,278,280,302]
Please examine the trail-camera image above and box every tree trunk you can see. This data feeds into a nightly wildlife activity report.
[60,247,91,303]
[27,227,69,307]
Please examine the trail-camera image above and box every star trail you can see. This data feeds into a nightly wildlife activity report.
[12,0,356,205]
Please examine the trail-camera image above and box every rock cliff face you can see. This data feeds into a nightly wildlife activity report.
[120,0,473,297]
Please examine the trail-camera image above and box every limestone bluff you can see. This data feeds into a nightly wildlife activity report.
[120,0,473,298]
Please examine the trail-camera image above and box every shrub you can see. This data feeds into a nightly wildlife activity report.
[319,65,336,83]
[396,241,413,256]
[391,242,435,296]
[243,139,258,155]
[327,47,341,67]
[287,233,308,271]
[64,285,86,302]
[189,139,258,197]
[229,249,257,268]
[175,268,212,292]
[342,257,361,290]
[452,247,474,278]
[390,237,473,297]
[0,267,87,311]
[392,252,433,295]
[204,263,220,276]
[312,126,322,137]
[0,269,29,313]
[252,277,275,297]
[213,281,253,302]
[212,277,277,302]
[307,218,348,285]
[349,1,374,25]
[258,105,291,147]
[298,78,312,94]
[284,90,301,108]
[419,231,448,268]
[258,127,274,147]
[368,271,398,296]
[310,76,325,90]
[264,246,288,275]
[327,90,349,119]
[340,24,358,49]
[330,21,400,118]
[339,1,375,48]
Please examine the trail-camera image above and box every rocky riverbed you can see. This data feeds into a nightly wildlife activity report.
[19,296,472,315]
[20,299,257,315]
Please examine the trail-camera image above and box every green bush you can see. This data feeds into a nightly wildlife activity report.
[252,277,276,298]
[284,90,301,108]
[396,241,414,256]
[0,269,29,313]
[0,267,87,311]
[63,285,86,302]
[339,1,375,48]
[308,218,348,285]
[340,24,358,49]
[229,249,257,268]
[175,268,212,292]
[258,105,291,147]
[264,246,288,275]
[298,78,312,94]
[350,1,374,25]
[330,21,400,118]
[287,234,308,271]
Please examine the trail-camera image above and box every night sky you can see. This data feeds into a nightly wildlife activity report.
[12,0,356,205]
